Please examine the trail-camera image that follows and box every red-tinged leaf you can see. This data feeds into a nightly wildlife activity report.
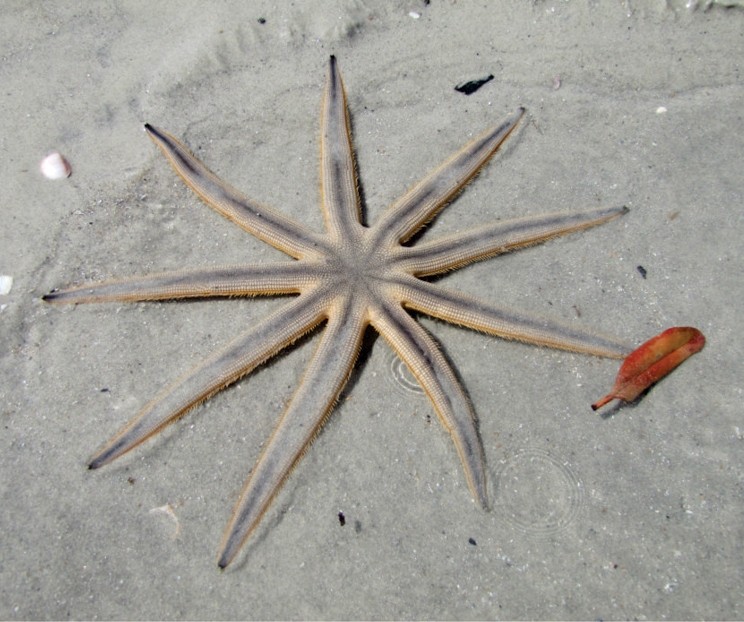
[591,326,705,411]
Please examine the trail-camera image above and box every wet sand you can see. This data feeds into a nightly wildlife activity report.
[2,2,743,619]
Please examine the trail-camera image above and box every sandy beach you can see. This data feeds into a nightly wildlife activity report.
[2,2,743,618]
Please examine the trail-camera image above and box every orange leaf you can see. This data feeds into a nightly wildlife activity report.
[591,326,705,411]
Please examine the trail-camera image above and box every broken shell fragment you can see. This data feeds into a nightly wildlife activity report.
[40,152,72,180]
[0,275,12,295]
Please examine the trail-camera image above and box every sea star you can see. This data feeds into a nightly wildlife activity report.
[44,56,630,568]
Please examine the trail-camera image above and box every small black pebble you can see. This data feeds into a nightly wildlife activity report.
[338,511,346,526]
[455,74,494,95]
[468,537,477,546]
[257,17,266,24]
[637,265,647,279]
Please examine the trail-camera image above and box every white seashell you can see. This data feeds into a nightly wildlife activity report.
[0,275,12,295]
[40,152,72,180]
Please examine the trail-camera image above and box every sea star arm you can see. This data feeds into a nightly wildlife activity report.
[145,124,326,259]
[42,262,320,303]
[398,277,631,358]
[394,206,628,276]
[371,297,488,508]
[320,55,363,239]
[371,107,525,247]
[218,294,366,569]
[87,290,327,469]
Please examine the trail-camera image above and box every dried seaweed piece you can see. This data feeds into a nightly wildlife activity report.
[455,74,494,95]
